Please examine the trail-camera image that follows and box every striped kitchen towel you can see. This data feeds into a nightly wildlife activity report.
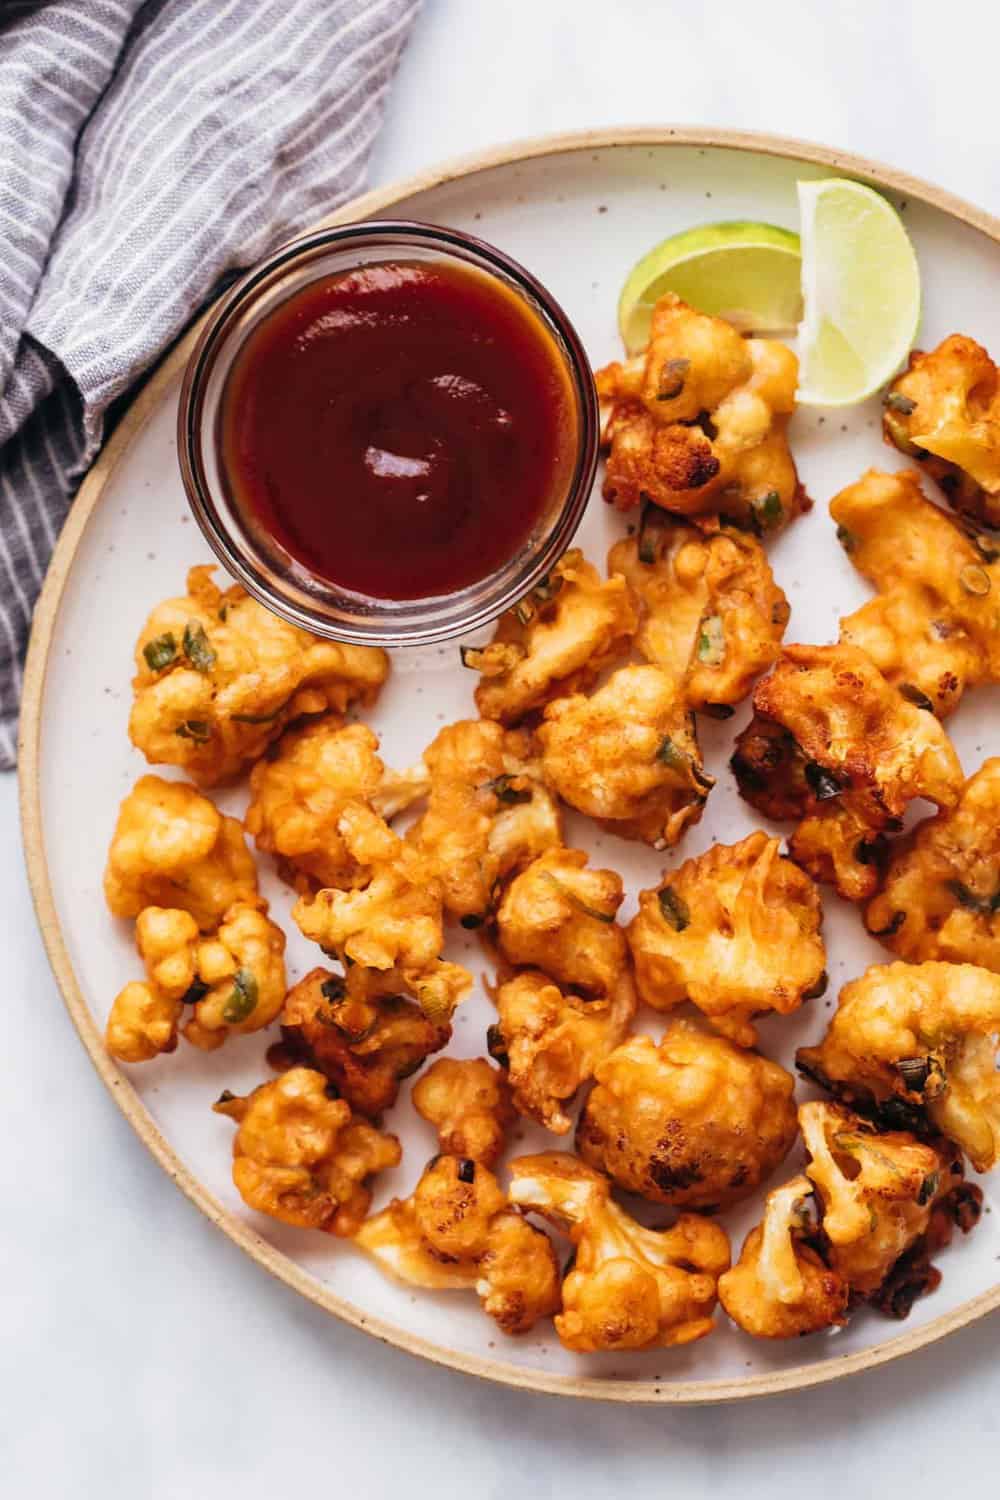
[0,0,420,767]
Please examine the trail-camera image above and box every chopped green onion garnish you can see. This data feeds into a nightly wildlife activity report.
[143,632,177,673]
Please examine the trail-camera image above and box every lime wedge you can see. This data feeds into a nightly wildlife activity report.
[617,221,802,355]
[796,178,921,406]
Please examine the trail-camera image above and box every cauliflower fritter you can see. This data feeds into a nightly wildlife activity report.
[883,335,1000,526]
[105,979,181,1063]
[277,967,450,1117]
[181,900,287,1050]
[576,1024,798,1211]
[833,469,1000,717]
[597,293,806,530]
[104,774,258,929]
[509,1152,730,1352]
[799,1101,972,1300]
[411,1058,515,1166]
[293,801,471,1021]
[494,847,627,998]
[355,1155,560,1334]
[626,832,826,1046]
[797,960,1000,1172]
[732,643,964,901]
[129,565,389,784]
[718,1177,849,1339]
[106,900,287,1061]
[608,518,789,711]
[245,718,428,894]
[491,968,636,1134]
[462,549,638,725]
[213,1067,400,1235]
[866,759,1000,969]
[538,664,714,848]
[406,719,562,921]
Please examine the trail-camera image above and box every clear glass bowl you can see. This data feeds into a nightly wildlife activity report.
[177,220,599,647]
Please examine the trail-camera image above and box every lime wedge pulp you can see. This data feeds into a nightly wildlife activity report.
[617,221,803,355]
[796,178,921,406]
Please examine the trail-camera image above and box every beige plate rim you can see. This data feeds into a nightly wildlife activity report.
[18,125,1000,1404]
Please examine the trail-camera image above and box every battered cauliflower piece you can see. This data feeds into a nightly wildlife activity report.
[245,718,428,894]
[799,1101,973,1301]
[608,517,788,711]
[411,1058,515,1166]
[355,1155,561,1334]
[106,900,286,1061]
[797,961,1000,1171]
[509,1152,730,1352]
[597,293,807,529]
[491,968,637,1134]
[105,980,182,1063]
[293,801,471,1021]
[181,901,287,1051]
[104,774,258,929]
[626,832,826,1046]
[732,643,964,901]
[461,550,638,725]
[866,760,1000,969]
[494,847,627,998]
[576,1024,798,1211]
[718,1177,849,1339]
[129,565,389,784]
[883,335,1000,526]
[406,719,562,921]
[833,469,1000,717]
[276,967,450,1117]
[213,1067,400,1235]
[538,664,714,849]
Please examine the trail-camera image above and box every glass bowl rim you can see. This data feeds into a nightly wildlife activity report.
[176,218,600,647]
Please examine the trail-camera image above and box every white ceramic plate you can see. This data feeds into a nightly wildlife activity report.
[21,129,1000,1402]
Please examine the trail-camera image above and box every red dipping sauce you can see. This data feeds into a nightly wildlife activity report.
[219,259,578,600]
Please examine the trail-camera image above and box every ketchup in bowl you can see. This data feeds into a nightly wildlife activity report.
[219,259,579,601]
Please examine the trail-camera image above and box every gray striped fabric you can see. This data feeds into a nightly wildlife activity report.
[0,0,420,767]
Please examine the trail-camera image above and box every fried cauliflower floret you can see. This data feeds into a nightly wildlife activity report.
[181,900,287,1050]
[494,847,627,998]
[718,1177,849,1339]
[509,1152,730,1352]
[293,801,471,1021]
[276,966,449,1117]
[609,518,788,711]
[462,550,639,725]
[245,718,428,894]
[833,469,1000,717]
[129,565,389,785]
[797,961,1000,1172]
[626,832,826,1046]
[732,643,963,901]
[597,294,806,529]
[106,980,182,1063]
[799,1101,972,1301]
[213,1067,400,1235]
[411,1058,515,1166]
[538,664,713,848]
[576,1025,797,1211]
[104,775,258,929]
[106,900,286,1062]
[491,968,636,1134]
[406,719,562,920]
[883,335,1000,526]
[355,1155,560,1334]
[866,760,1000,969]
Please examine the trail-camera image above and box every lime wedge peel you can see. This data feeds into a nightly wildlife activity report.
[617,221,803,356]
[796,178,921,407]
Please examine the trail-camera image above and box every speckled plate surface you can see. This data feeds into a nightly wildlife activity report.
[20,129,1000,1402]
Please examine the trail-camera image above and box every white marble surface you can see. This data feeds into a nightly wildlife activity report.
[6,2,1000,1493]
